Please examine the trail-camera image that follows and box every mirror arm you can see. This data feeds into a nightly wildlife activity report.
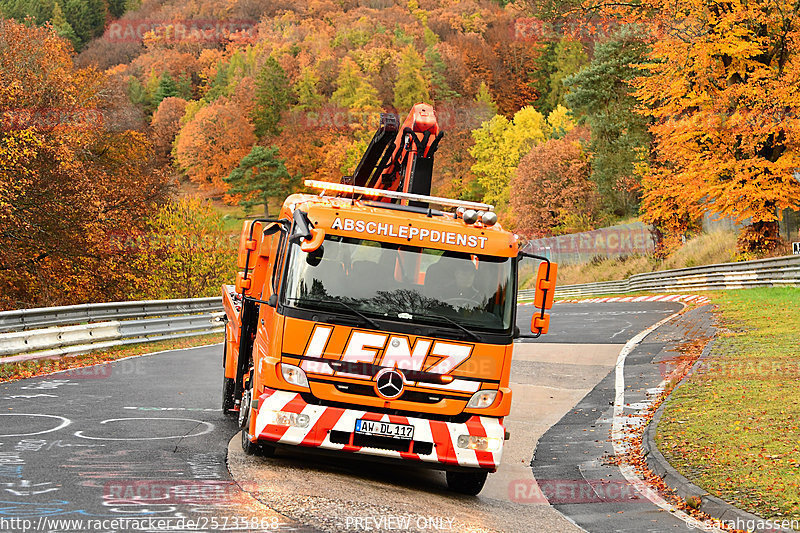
[240,218,290,295]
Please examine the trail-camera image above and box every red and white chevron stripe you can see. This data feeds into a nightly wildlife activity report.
[253,389,503,471]
[520,294,711,305]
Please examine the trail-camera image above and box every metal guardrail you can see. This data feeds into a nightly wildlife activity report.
[0,298,224,363]
[0,297,222,333]
[518,254,800,300]
[4,254,796,362]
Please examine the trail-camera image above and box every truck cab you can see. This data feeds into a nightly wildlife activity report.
[221,105,556,495]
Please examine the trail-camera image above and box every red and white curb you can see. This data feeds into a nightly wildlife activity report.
[522,294,711,305]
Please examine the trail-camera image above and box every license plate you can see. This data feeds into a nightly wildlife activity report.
[355,419,414,440]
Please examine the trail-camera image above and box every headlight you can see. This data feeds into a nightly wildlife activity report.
[456,434,503,452]
[280,363,309,388]
[467,390,498,409]
[274,411,310,428]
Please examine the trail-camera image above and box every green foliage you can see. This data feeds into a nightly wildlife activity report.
[469,106,547,210]
[393,26,414,47]
[474,81,497,117]
[224,146,299,216]
[294,67,324,111]
[50,2,78,50]
[253,57,293,138]
[127,76,149,108]
[153,72,178,108]
[132,198,237,300]
[107,0,126,17]
[546,38,587,112]
[565,27,651,217]
[331,56,380,112]
[425,45,460,102]
[393,45,430,111]
[0,0,113,51]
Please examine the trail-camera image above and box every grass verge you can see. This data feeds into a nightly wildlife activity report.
[656,287,800,520]
[0,333,223,383]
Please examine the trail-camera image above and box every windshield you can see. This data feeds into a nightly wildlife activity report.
[283,235,515,332]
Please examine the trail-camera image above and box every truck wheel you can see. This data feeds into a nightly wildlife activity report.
[240,385,275,457]
[221,330,237,417]
[221,376,236,416]
[446,470,488,495]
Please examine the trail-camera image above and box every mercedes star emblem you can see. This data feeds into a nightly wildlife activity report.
[374,368,405,400]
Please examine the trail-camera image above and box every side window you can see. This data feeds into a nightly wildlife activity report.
[271,230,287,295]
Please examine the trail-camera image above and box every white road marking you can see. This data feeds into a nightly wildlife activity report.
[0,414,72,437]
[611,307,724,532]
[74,418,214,441]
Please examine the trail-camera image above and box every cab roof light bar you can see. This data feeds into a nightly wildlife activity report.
[304,179,494,212]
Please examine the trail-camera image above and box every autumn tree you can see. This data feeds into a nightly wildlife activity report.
[0,20,170,308]
[511,128,599,237]
[633,0,800,253]
[331,56,380,112]
[224,146,299,216]
[393,45,430,111]
[469,106,547,213]
[174,99,256,193]
[130,197,236,300]
[432,128,482,202]
[150,96,186,164]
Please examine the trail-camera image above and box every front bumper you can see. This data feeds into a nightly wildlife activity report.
[252,388,504,471]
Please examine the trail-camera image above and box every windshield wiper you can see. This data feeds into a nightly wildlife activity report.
[286,297,381,330]
[421,312,481,342]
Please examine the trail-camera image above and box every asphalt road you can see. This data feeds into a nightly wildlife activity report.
[0,301,686,532]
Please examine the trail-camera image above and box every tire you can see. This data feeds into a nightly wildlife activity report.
[240,383,275,457]
[222,376,236,416]
[446,470,488,495]
[221,329,237,417]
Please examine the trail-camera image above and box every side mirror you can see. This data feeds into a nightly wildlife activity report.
[531,313,550,335]
[517,252,558,339]
[534,261,558,310]
[237,220,260,270]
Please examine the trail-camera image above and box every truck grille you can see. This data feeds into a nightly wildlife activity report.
[300,393,472,424]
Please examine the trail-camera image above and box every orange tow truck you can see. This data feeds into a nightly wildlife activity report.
[221,104,556,494]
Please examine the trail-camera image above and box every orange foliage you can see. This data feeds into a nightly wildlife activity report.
[510,128,599,238]
[151,97,188,164]
[632,0,800,253]
[174,98,256,194]
[0,20,171,309]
